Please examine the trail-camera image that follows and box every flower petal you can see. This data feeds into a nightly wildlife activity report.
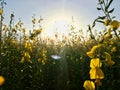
[89,68,104,79]
[90,58,102,68]
[83,80,95,90]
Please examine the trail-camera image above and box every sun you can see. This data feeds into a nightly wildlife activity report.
[41,13,72,40]
[41,10,84,41]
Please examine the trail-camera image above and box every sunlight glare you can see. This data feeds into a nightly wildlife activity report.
[41,13,71,40]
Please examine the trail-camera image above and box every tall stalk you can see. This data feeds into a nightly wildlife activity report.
[0,1,3,61]
[0,0,6,61]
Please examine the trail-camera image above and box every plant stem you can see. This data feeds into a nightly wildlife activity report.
[96,85,99,90]
[0,15,2,61]
[113,30,120,41]
[0,1,4,62]
[99,0,111,21]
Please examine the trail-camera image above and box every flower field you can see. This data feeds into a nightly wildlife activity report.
[0,0,120,90]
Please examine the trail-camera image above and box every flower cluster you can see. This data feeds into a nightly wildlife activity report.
[38,48,47,65]
[20,42,32,63]
[84,45,105,89]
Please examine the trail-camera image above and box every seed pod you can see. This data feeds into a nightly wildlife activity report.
[0,8,3,15]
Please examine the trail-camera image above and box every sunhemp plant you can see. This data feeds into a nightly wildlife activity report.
[20,15,43,63]
[83,0,119,90]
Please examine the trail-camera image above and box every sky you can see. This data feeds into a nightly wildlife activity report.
[2,0,120,39]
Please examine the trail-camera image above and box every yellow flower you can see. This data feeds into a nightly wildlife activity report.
[0,76,5,86]
[25,42,31,48]
[110,20,119,30]
[26,52,31,59]
[22,28,26,33]
[105,29,112,39]
[83,80,95,90]
[29,47,32,52]
[23,52,27,57]
[87,45,102,58]
[0,8,3,15]
[104,52,112,61]
[20,57,24,63]
[104,52,115,66]
[104,19,110,26]
[42,60,45,65]
[89,67,104,79]
[111,46,117,52]
[28,59,32,63]
[107,28,111,35]
[89,58,104,79]
[106,60,115,66]
[87,51,94,58]
[38,58,41,62]
[90,58,102,68]
[90,45,99,53]
[10,39,16,44]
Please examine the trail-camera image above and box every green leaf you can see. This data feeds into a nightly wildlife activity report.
[112,16,116,19]
[98,16,106,20]
[88,25,91,30]
[90,34,95,39]
[92,21,96,28]
[105,0,113,11]
[108,8,114,13]
[96,20,104,23]
[97,7,101,10]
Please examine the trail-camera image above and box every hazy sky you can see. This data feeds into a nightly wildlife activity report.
[3,0,120,38]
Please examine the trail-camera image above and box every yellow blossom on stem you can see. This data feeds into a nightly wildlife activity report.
[29,47,32,52]
[111,46,117,52]
[104,52,115,66]
[25,52,30,59]
[105,29,112,39]
[87,45,101,58]
[89,67,104,79]
[87,51,94,58]
[104,19,110,26]
[0,76,5,86]
[110,20,119,30]
[20,57,25,63]
[42,60,46,65]
[25,42,31,48]
[90,58,104,79]
[104,52,111,61]
[38,58,41,62]
[22,28,26,33]
[28,59,32,63]
[90,58,102,68]
[90,45,99,53]
[83,80,95,90]
[106,60,115,66]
